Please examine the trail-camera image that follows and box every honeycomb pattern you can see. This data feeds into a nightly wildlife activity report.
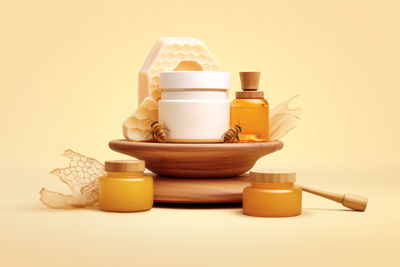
[143,38,220,102]
[50,149,105,198]
[40,149,106,208]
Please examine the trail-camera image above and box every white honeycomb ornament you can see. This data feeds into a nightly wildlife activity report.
[123,97,158,141]
[123,37,220,142]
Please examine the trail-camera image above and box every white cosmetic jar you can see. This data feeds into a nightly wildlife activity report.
[159,71,231,143]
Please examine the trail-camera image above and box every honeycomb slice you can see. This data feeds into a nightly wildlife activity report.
[40,149,106,208]
[123,97,158,141]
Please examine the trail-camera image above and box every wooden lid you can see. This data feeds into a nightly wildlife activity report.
[249,169,296,183]
[237,72,263,99]
[240,72,260,90]
[105,160,145,172]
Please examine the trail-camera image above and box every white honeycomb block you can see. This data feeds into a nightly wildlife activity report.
[138,37,220,103]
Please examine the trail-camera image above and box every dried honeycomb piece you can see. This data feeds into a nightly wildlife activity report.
[123,97,158,141]
[39,188,83,208]
[269,95,302,140]
[40,149,106,208]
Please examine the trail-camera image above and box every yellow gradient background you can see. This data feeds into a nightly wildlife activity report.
[1,1,399,266]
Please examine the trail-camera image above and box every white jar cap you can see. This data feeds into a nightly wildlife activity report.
[160,71,231,90]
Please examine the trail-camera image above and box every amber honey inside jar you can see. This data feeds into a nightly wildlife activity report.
[231,98,269,142]
[230,72,269,142]
[99,160,153,212]
[243,170,302,217]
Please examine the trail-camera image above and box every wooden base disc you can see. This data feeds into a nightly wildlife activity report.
[152,174,250,203]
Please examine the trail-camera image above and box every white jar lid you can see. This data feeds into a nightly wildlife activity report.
[160,71,231,90]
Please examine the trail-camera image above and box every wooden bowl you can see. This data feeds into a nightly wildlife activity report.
[109,140,283,178]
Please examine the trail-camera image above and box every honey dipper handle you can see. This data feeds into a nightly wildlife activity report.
[297,185,368,212]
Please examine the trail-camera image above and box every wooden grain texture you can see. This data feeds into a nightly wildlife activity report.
[152,174,368,209]
[240,72,260,90]
[299,185,368,211]
[104,160,145,172]
[153,174,250,203]
[109,140,284,178]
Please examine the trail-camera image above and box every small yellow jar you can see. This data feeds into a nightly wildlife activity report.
[243,170,302,217]
[99,160,153,212]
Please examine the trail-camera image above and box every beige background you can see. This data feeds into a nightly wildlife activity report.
[1,0,399,266]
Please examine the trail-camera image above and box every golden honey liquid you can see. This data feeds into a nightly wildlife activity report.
[230,98,269,142]
[243,182,302,217]
[99,171,153,212]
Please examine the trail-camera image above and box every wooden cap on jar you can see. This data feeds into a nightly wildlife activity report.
[105,160,145,172]
[240,72,260,90]
[236,72,264,99]
[249,169,296,183]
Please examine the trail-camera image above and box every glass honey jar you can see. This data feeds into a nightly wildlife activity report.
[230,72,269,142]
[99,160,153,212]
[243,170,302,217]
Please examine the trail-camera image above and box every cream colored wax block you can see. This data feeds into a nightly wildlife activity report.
[138,37,220,103]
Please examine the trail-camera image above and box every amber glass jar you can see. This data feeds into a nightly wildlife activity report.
[230,72,269,142]
[243,170,302,217]
[99,160,153,212]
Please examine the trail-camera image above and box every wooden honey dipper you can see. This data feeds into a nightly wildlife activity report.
[297,184,368,211]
